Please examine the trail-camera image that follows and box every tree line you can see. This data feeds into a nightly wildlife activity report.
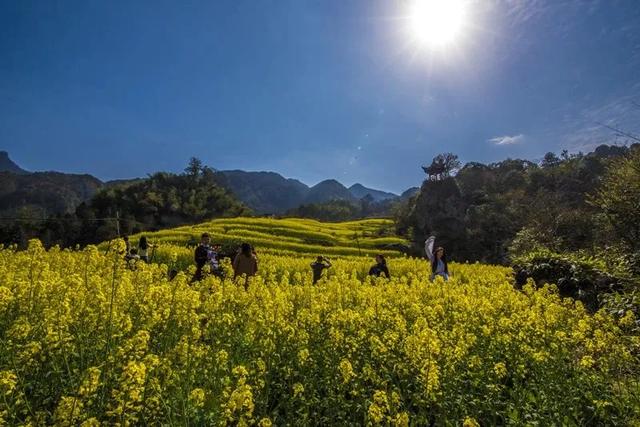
[396,145,640,266]
[0,158,250,248]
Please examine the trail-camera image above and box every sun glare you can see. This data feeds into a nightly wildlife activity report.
[409,0,467,48]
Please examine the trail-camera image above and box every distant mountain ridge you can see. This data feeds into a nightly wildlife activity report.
[215,170,309,214]
[348,183,398,202]
[0,152,404,216]
[216,171,400,213]
[305,179,356,204]
[0,152,140,215]
[0,171,103,215]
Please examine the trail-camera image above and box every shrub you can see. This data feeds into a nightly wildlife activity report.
[512,249,634,312]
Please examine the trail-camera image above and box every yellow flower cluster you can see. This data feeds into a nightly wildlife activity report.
[0,239,638,425]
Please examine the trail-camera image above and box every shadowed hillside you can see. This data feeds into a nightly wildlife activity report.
[0,151,28,174]
[0,171,103,215]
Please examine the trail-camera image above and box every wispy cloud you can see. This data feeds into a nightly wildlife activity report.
[500,0,604,43]
[559,86,640,152]
[488,134,525,145]
[504,0,551,25]
[503,0,601,25]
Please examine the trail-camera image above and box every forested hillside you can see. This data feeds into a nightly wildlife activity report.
[286,197,400,222]
[0,172,103,216]
[0,152,399,218]
[396,144,639,264]
[392,144,640,313]
[215,170,309,213]
[0,159,249,247]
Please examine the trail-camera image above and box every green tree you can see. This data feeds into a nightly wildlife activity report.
[541,152,561,168]
[591,148,640,251]
[435,152,462,176]
[185,157,203,177]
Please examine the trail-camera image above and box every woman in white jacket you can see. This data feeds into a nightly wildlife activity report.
[425,235,449,281]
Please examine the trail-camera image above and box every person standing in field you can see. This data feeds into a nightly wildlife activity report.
[122,235,137,266]
[193,232,212,282]
[138,236,153,263]
[209,243,224,278]
[425,235,449,281]
[124,247,141,269]
[233,242,258,289]
[123,235,131,255]
[368,254,390,278]
[310,256,332,284]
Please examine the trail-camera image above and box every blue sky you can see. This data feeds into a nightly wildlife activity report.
[1,0,639,193]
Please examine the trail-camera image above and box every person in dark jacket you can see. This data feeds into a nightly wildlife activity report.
[123,235,131,256]
[368,254,390,278]
[138,236,153,263]
[193,233,211,282]
[310,256,332,284]
[425,236,449,281]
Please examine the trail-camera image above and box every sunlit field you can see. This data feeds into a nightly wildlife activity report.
[1,221,639,425]
[3,0,640,423]
[113,217,407,272]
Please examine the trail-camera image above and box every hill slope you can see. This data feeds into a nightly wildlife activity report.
[348,183,398,201]
[400,186,420,199]
[216,170,308,213]
[0,152,407,217]
[217,171,399,214]
[304,179,356,204]
[0,171,103,215]
[0,151,28,174]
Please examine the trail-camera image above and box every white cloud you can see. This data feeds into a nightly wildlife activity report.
[488,134,525,145]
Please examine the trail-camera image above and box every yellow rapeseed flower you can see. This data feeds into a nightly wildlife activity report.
[0,370,17,396]
[189,388,206,408]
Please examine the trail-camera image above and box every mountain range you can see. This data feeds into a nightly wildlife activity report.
[216,171,400,214]
[0,152,410,215]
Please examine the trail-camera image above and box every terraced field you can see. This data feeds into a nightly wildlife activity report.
[113,217,408,271]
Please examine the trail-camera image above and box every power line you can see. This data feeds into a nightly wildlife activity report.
[594,121,640,143]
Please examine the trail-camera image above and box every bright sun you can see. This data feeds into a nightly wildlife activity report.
[409,0,467,48]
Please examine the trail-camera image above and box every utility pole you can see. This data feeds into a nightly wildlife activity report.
[115,210,120,237]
